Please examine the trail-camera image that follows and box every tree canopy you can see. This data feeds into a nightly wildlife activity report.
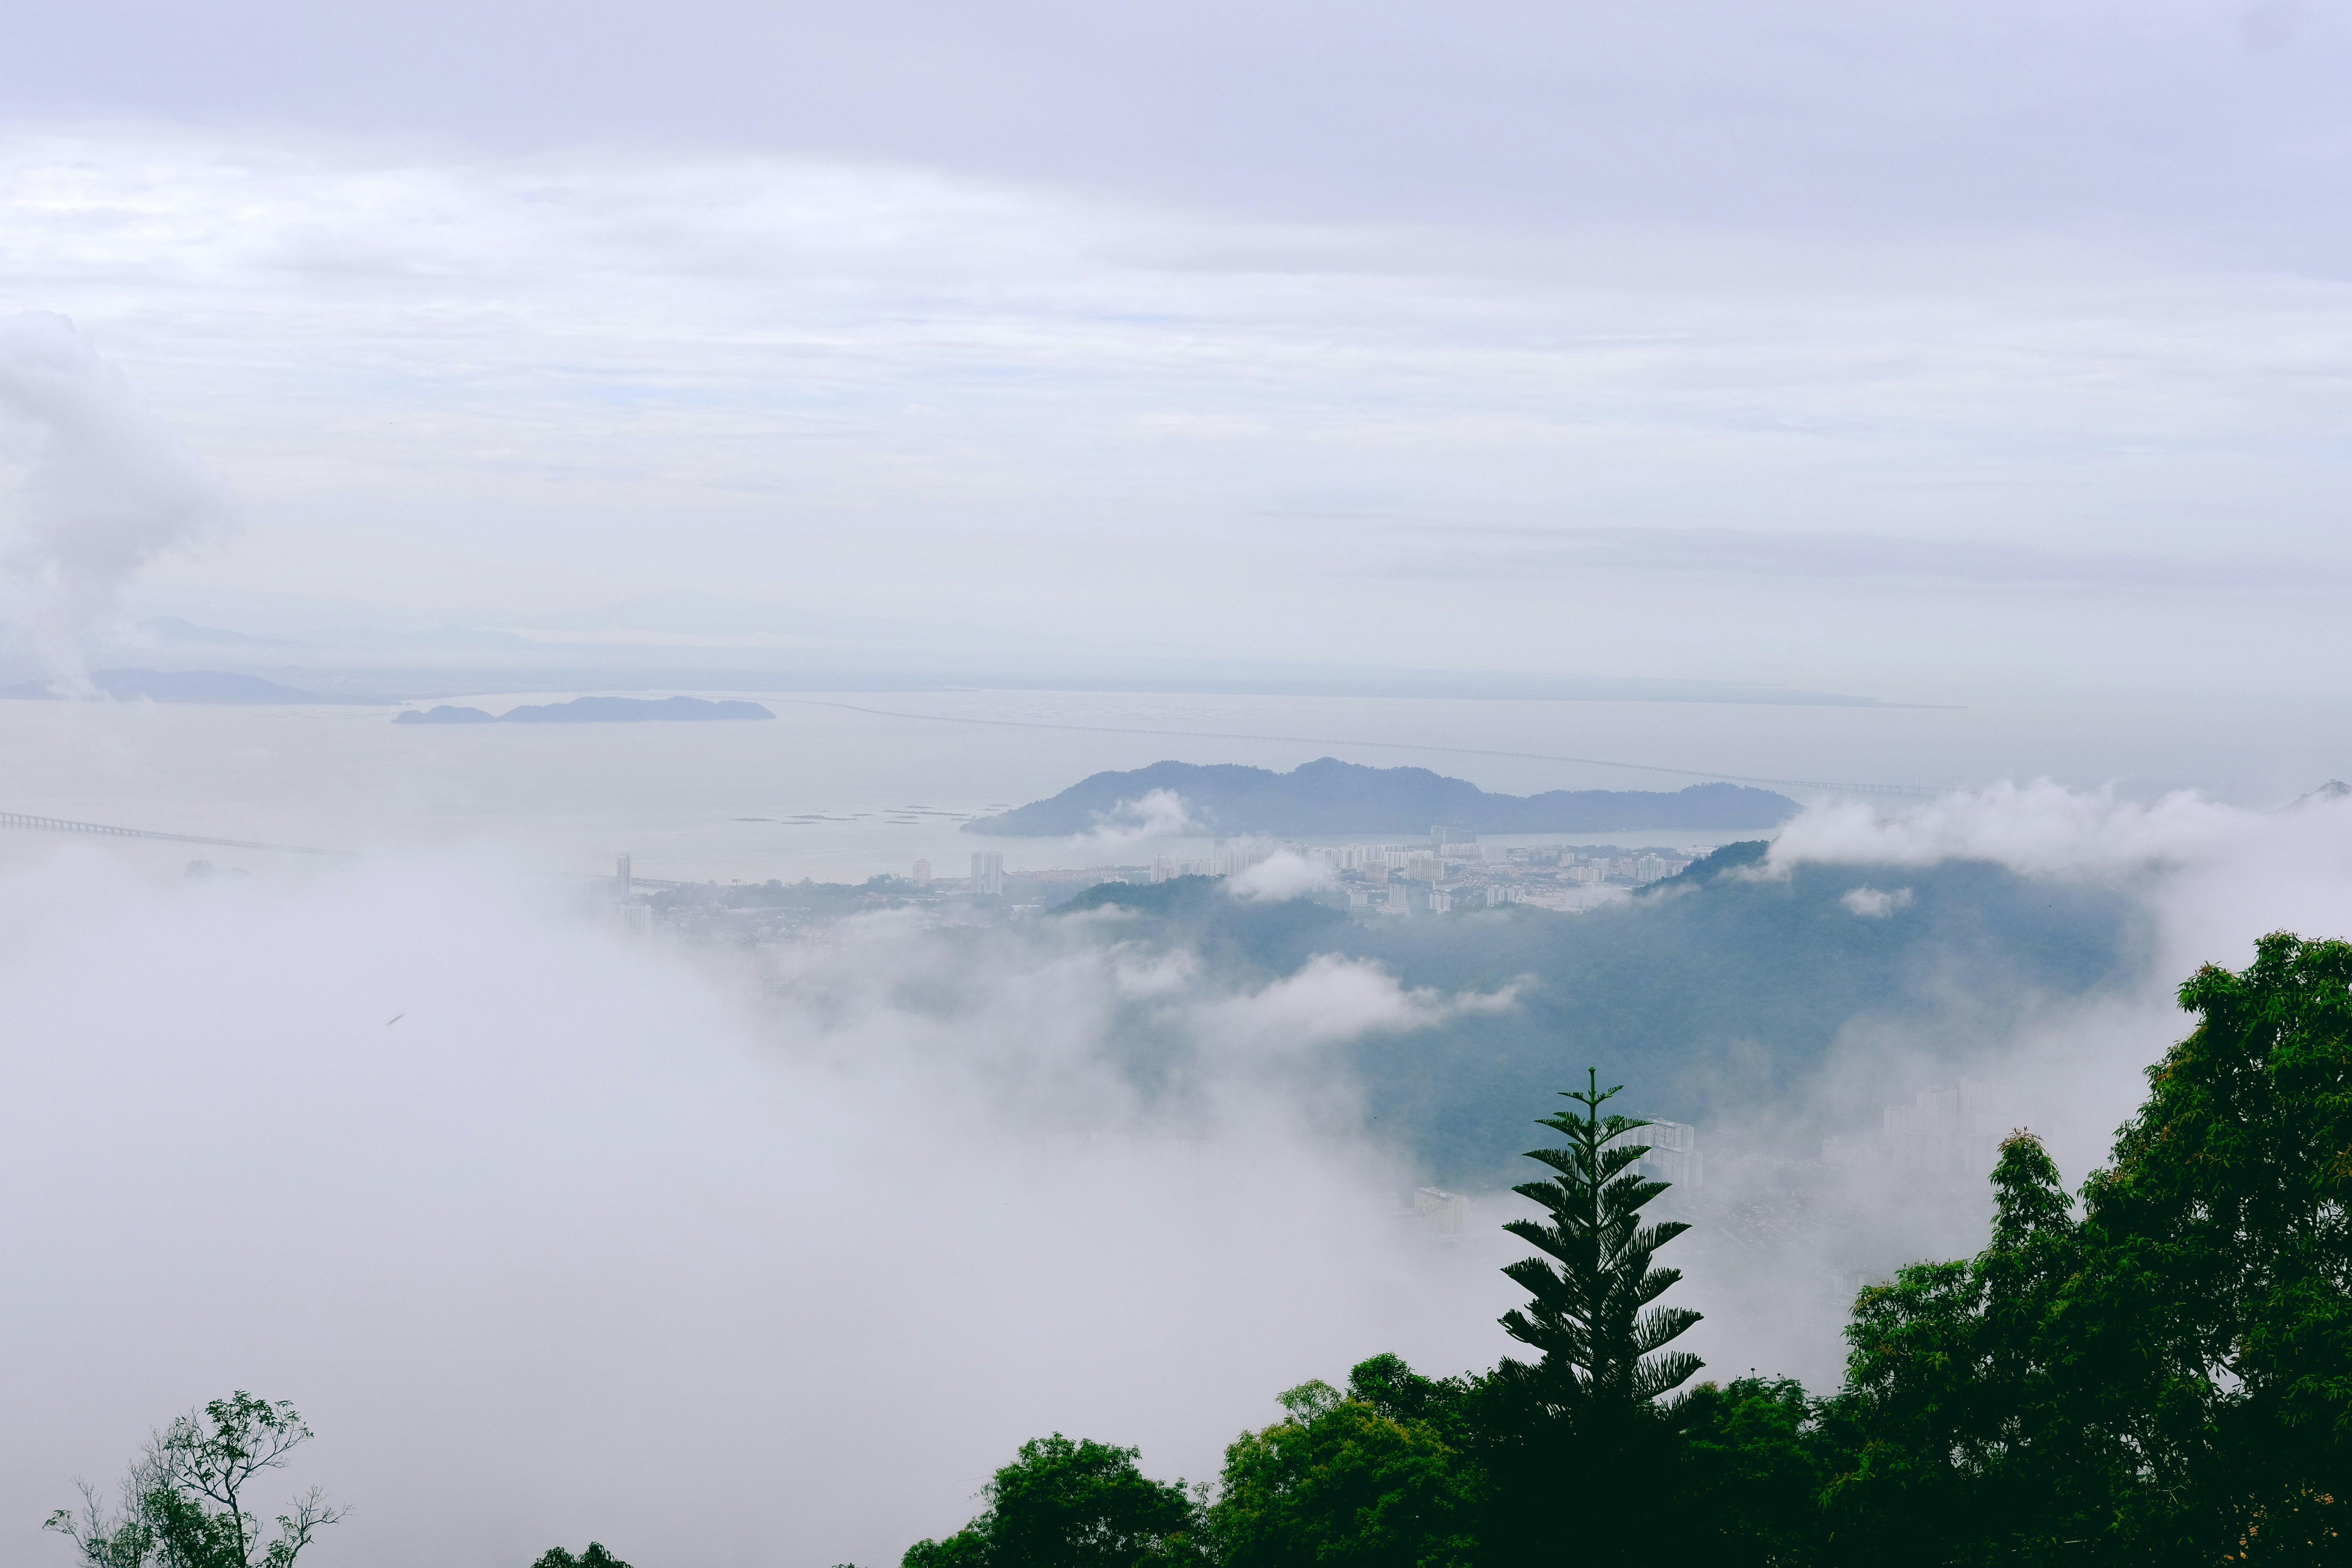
[901,1434,1205,1568]
[47,1394,343,1568]
[899,935,2352,1567]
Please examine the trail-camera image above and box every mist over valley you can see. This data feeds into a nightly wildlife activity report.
[8,4,2352,1560]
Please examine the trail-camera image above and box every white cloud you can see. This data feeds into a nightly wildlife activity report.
[1098,787,1200,839]
[1110,944,1199,998]
[3,123,2351,696]
[1768,785,2352,1000]
[0,851,1520,1568]
[1840,884,1914,917]
[1771,779,2243,876]
[1054,788,1202,862]
[1192,953,1520,1054]
[0,311,230,685]
[1227,848,1334,902]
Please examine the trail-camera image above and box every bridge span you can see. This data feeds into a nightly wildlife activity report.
[0,809,352,857]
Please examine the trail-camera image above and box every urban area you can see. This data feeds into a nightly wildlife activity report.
[600,829,1706,944]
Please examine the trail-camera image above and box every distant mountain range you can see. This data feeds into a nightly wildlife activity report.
[0,668,336,703]
[394,695,776,724]
[963,757,1799,837]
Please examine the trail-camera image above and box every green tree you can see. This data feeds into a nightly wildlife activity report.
[1820,1132,2096,1562]
[531,1547,632,1568]
[1673,1376,1837,1566]
[1495,1068,1702,1419]
[902,1434,1203,1568]
[1209,1356,1481,1568]
[47,1394,344,1568]
[1476,1070,1702,1553]
[2065,932,2352,1559]
[1823,934,2352,1563]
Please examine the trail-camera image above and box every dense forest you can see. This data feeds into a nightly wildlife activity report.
[49,935,2346,1566]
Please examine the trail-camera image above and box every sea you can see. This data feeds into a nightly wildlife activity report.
[0,685,2336,884]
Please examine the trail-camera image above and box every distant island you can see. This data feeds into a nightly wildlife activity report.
[962,757,1798,837]
[395,695,776,724]
[0,668,328,703]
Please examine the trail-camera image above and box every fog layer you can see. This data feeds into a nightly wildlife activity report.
[0,851,1514,1568]
[8,780,2352,1564]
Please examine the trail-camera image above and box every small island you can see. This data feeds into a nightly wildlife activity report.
[395,695,775,724]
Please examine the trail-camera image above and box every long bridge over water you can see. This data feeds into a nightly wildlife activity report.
[0,809,352,857]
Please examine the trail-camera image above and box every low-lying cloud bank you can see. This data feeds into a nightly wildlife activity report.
[1513,779,2352,1387]
[9,778,2352,1564]
[1772,778,2352,1028]
[0,851,1516,1568]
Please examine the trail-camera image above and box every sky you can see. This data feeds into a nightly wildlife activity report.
[7,15,2352,1557]
[2,1,2348,700]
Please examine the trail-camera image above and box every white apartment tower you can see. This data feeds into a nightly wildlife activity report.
[971,851,1005,896]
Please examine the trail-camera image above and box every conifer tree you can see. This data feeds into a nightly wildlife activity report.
[1497,1069,1704,1424]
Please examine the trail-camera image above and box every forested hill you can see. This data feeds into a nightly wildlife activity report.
[1060,844,2145,1185]
[964,757,1796,836]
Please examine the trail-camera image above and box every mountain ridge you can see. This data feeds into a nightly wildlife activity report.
[964,757,1798,837]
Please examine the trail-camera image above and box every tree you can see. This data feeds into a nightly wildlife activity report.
[1209,1356,1480,1568]
[1476,1070,1703,1551]
[901,1434,1203,1568]
[2064,932,2352,1559]
[1496,1068,1703,1421]
[1820,1132,2098,1562]
[531,1547,632,1568]
[1673,1375,1837,1567]
[47,1394,344,1568]
[1820,935,2352,1564]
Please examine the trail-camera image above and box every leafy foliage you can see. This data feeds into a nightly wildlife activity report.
[2065,931,2352,1559]
[46,1394,343,1568]
[1496,1068,1703,1417]
[1209,1357,1481,1568]
[1671,1376,1838,1566]
[531,1547,632,1568]
[901,1433,1205,1568]
[1820,933,2352,1563]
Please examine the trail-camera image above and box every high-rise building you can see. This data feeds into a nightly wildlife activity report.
[615,853,632,897]
[971,851,1004,896]
[1627,1120,1702,1188]
[912,858,933,886]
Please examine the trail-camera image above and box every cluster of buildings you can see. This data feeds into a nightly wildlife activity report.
[1165,830,1704,916]
[602,829,1709,942]
[1821,1079,2038,1182]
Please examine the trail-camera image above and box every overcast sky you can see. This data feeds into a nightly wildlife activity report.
[2,0,2347,701]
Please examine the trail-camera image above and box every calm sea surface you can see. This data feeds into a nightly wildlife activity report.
[0,686,2335,883]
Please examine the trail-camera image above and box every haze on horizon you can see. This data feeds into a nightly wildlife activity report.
[2,0,2348,713]
[7,13,2352,1565]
